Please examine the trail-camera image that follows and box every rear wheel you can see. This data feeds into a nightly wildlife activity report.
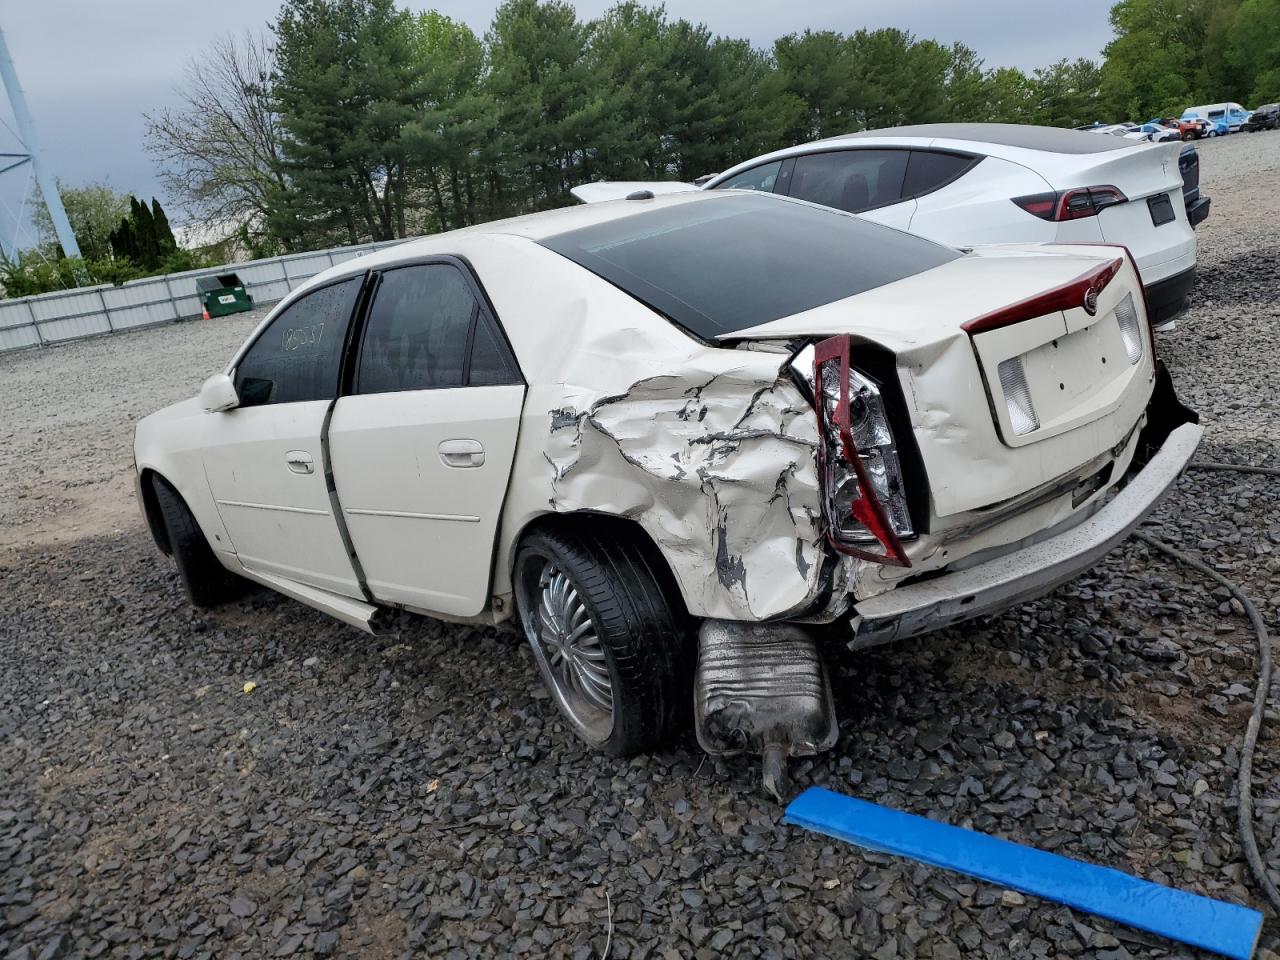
[152,476,242,608]
[514,526,691,756]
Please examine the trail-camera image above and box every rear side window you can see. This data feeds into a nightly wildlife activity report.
[903,151,976,198]
[466,314,517,386]
[715,160,783,193]
[788,150,909,213]
[235,277,362,406]
[539,193,960,340]
[354,262,517,393]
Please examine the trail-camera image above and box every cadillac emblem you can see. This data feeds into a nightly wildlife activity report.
[1083,286,1099,315]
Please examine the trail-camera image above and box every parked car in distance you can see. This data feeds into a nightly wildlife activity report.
[1225,107,1252,132]
[134,190,1202,787]
[1148,116,1207,140]
[1243,104,1280,131]
[1135,122,1183,143]
[574,123,1208,326]
[1092,122,1151,141]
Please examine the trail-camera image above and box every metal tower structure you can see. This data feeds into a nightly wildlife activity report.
[0,23,80,262]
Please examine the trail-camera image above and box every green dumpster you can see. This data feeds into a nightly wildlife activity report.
[197,273,254,319]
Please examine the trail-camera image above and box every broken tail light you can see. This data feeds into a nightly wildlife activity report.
[997,356,1039,435]
[1114,292,1144,363]
[805,335,912,567]
[1012,186,1128,221]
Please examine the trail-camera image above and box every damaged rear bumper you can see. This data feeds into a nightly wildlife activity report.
[847,373,1202,648]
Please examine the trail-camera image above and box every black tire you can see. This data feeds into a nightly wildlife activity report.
[152,476,242,608]
[514,525,692,757]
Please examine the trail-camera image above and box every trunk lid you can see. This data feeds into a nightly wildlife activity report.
[1035,140,1183,202]
[1039,140,1194,277]
[729,245,1157,517]
[570,181,698,203]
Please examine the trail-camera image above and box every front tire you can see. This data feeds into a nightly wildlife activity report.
[514,526,692,756]
[152,476,242,608]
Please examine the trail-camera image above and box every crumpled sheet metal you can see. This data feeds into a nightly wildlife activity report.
[543,353,828,622]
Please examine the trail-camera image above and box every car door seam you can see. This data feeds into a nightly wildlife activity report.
[320,398,376,604]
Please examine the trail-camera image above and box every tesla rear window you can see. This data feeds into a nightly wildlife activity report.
[538,194,960,339]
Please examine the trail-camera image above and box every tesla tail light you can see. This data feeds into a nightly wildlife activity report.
[1114,292,1144,363]
[802,336,912,566]
[1012,186,1128,221]
[997,357,1039,435]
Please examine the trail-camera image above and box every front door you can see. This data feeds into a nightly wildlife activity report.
[203,276,366,597]
[326,261,525,617]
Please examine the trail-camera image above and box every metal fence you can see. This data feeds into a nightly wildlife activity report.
[0,237,413,355]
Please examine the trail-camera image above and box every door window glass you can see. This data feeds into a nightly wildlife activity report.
[903,151,976,198]
[234,277,362,406]
[355,263,517,393]
[715,160,783,193]
[789,150,909,214]
[356,264,474,393]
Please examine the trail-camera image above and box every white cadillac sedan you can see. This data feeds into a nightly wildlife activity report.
[135,191,1201,787]
[573,123,1209,328]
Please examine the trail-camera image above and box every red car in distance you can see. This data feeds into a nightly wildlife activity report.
[1151,116,1208,140]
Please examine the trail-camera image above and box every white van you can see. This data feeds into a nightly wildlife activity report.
[1183,103,1249,133]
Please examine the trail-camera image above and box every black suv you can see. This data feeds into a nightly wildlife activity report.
[1243,104,1279,131]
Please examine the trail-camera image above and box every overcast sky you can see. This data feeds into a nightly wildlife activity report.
[0,0,1116,236]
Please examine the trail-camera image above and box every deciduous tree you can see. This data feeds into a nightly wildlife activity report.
[145,33,288,245]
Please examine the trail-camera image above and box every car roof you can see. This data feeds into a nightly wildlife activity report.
[815,122,1132,154]
[289,190,758,292]
[702,122,1136,189]
[431,188,730,242]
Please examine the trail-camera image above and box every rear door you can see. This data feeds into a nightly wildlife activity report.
[326,259,524,617]
[783,149,916,228]
[203,276,366,596]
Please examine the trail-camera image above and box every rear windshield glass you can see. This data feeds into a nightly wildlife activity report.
[538,193,960,339]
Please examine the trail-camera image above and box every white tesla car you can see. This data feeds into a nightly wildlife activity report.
[135,191,1200,787]
[573,123,1209,327]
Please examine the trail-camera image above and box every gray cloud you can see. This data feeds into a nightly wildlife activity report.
[0,0,1115,231]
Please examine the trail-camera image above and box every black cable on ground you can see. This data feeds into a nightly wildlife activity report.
[1190,461,1280,478]
[1133,468,1280,919]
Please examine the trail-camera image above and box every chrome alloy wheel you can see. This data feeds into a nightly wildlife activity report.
[520,560,614,744]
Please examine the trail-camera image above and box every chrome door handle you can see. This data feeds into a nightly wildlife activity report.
[285,450,314,475]
[438,439,485,468]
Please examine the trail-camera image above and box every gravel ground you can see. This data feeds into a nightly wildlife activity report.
[2,132,1278,960]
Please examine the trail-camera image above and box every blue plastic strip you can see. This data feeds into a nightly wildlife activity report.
[784,787,1262,960]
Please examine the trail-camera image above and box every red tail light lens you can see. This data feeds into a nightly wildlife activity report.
[1012,186,1128,221]
[962,257,1123,335]
[811,335,911,567]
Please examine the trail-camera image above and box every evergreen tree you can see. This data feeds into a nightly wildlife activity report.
[107,196,179,268]
[108,220,136,263]
[403,12,499,230]
[133,199,160,268]
[484,0,595,210]
[151,199,177,257]
[271,0,424,247]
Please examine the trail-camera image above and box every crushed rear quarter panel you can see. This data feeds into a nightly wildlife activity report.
[470,236,829,622]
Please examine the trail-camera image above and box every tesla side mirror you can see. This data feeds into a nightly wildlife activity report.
[200,373,239,413]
